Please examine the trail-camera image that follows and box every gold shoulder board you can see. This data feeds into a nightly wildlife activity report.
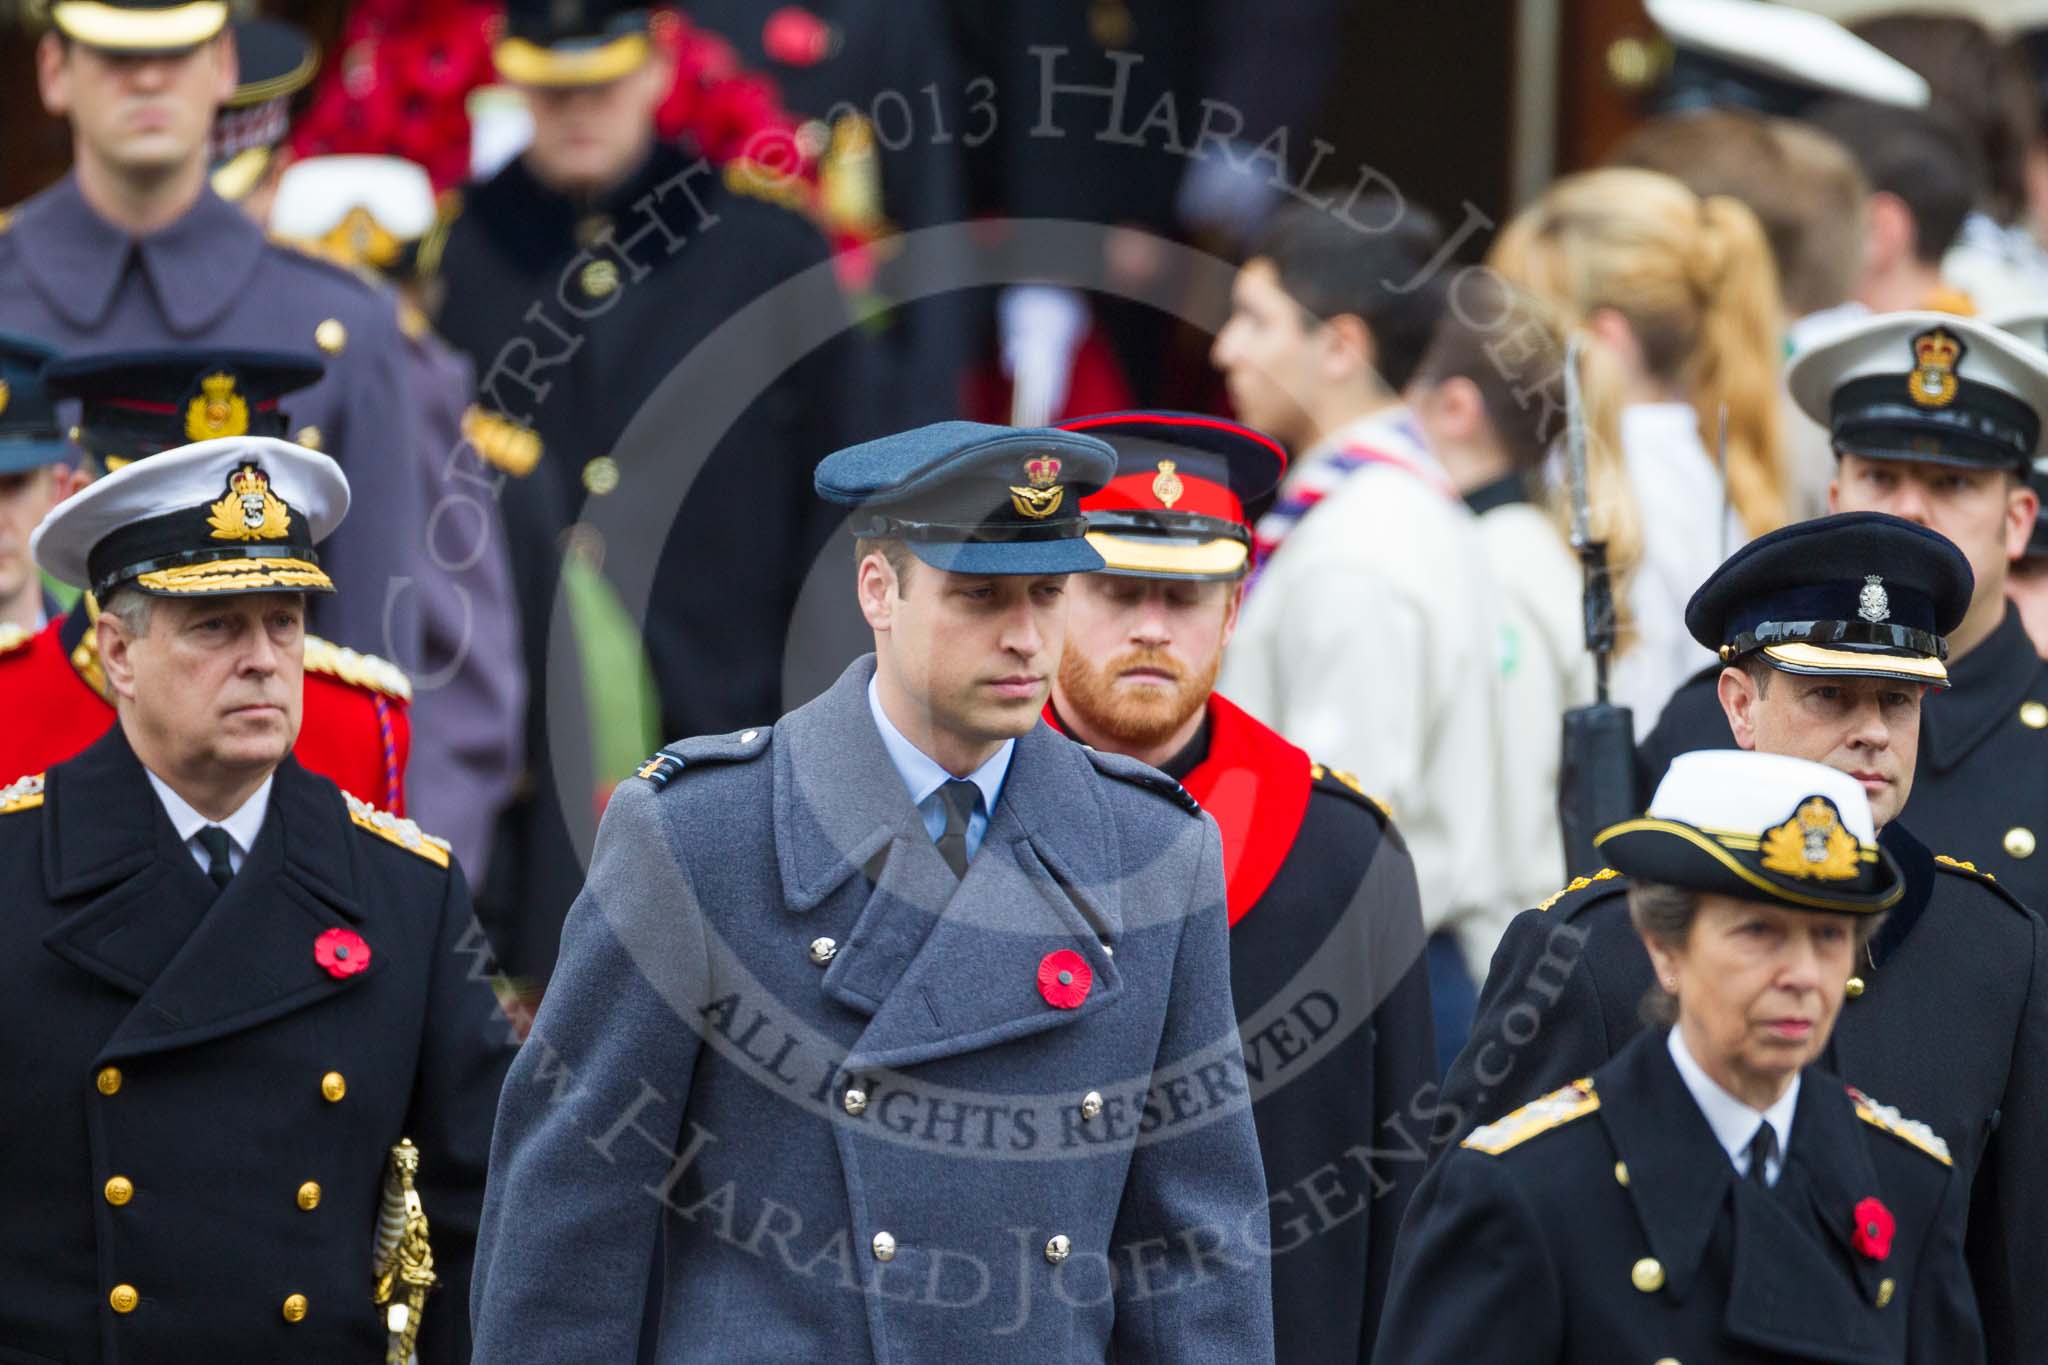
[1463,1078,1600,1155]
[1310,761,1392,818]
[0,772,44,815]
[1537,867,1621,912]
[461,406,543,478]
[1848,1086,1952,1166]
[304,635,413,702]
[1933,853,1995,882]
[343,790,451,868]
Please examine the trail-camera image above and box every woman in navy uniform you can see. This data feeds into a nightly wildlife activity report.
[1376,750,1982,1364]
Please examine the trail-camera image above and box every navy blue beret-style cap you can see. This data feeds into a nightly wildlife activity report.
[0,331,71,477]
[815,421,1117,576]
[1684,511,1973,687]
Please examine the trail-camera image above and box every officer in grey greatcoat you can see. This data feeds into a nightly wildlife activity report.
[471,422,1275,1361]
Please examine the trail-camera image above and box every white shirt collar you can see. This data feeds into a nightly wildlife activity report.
[1300,403,1431,468]
[145,768,273,856]
[866,675,1013,817]
[1667,1026,1799,1181]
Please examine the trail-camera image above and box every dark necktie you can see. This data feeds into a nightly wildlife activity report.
[195,826,235,894]
[1746,1122,1779,1187]
[934,779,980,880]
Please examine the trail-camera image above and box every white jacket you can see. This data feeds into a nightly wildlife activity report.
[1222,410,1511,970]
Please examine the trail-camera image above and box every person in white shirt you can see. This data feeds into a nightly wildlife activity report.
[1210,199,1506,1066]
[1491,167,1789,732]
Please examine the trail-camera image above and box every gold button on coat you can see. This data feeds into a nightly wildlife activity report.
[282,1293,308,1323]
[1877,1277,1896,1309]
[320,1072,346,1102]
[1632,1257,1665,1293]
[808,936,837,965]
[104,1176,134,1207]
[1654,1358,1681,1365]
[582,456,620,495]
[1045,1234,1072,1264]
[109,1284,139,1314]
[871,1231,896,1261]
[2022,701,2048,729]
[1080,1091,1103,1121]
[843,1088,868,1116]
[314,319,347,354]
[293,425,323,451]
[580,259,621,298]
[1845,976,1866,999]
[96,1066,122,1095]
[2006,827,2036,859]
[297,1181,322,1211]
[1613,1161,1629,1187]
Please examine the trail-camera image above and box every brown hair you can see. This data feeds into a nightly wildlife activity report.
[1854,13,2035,223]
[1610,110,1869,317]
[854,536,916,596]
[1490,168,1790,540]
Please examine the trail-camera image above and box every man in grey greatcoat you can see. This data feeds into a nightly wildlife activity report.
[470,422,1275,1361]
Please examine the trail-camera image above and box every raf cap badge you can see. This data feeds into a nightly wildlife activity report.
[186,372,250,442]
[1010,453,1064,520]
[208,462,292,542]
[1908,327,1962,409]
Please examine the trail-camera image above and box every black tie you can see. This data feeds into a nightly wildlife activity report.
[934,779,979,880]
[1747,1122,1779,1187]
[196,826,235,894]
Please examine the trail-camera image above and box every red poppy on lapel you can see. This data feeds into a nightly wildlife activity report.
[1037,950,1091,1009]
[763,6,835,65]
[1852,1197,1894,1260]
[314,926,372,979]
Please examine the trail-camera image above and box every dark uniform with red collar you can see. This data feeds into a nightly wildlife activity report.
[1054,412,1437,1360]
[1444,515,2048,1362]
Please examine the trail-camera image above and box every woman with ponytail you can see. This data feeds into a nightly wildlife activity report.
[1490,168,1790,729]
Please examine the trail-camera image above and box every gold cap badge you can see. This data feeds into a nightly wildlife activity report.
[1152,459,1184,508]
[1908,327,1961,409]
[186,372,250,442]
[207,463,292,542]
[1010,454,1065,520]
[0,378,10,418]
[1760,796,1861,881]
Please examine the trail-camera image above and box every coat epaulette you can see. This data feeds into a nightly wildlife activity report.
[1932,853,2034,918]
[0,207,14,233]
[304,636,413,702]
[1462,1078,1600,1155]
[1081,747,1201,816]
[462,406,543,478]
[0,772,44,815]
[1847,1085,1952,1166]
[1536,866,1624,913]
[342,790,451,868]
[0,622,29,658]
[722,160,813,216]
[635,726,773,791]
[1309,761,1392,824]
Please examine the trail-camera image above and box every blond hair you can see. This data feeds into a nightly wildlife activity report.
[1490,168,1790,542]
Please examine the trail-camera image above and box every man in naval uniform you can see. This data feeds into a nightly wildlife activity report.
[0,350,415,810]
[0,434,512,1363]
[1640,312,2048,908]
[1,0,431,667]
[1044,410,1435,1358]
[471,423,1274,1360]
[1442,512,2048,1362]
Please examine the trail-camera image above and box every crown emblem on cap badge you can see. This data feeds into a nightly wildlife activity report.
[1152,460,1184,509]
[1858,574,1890,624]
[1908,327,1962,409]
[207,463,292,542]
[186,373,250,442]
[1010,454,1065,520]
[1760,796,1861,882]
[0,379,10,418]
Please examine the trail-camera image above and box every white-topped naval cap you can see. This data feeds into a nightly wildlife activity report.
[31,436,349,593]
[1648,751,1879,848]
[1646,0,1931,108]
[1986,305,2048,356]
[272,155,439,248]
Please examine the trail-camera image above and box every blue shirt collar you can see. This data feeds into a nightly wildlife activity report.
[866,674,1013,817]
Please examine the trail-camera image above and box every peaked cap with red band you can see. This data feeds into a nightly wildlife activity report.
[1058,411,1286,581]
[45,348,325,470]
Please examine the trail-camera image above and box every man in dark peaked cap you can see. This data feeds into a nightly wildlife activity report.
[472,421,1273,1361]
[1444,511,2048,1363]
[1046,410,1436,1359]
[0,332,87,641]
[0,432,512,1364]
[0,0,432,676]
